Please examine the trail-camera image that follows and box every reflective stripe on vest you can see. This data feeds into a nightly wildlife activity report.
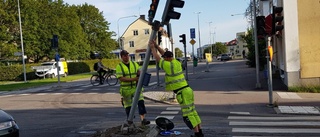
[160,59,188,90]
[118,61,138,88]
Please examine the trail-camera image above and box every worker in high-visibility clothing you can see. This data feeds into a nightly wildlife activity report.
[115,50,150,126]
[149,40,203,137]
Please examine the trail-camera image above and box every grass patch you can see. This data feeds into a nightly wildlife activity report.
[288,86,320,93]
[0,73,92,91]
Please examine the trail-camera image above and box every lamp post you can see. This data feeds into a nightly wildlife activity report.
[18,0,26,83]
[208,21,212,55]
[117,15,137,50]
[194,12,201,60]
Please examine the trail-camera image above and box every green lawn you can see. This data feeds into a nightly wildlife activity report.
[0,73,93,92]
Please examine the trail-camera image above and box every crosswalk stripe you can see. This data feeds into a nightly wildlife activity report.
[161,111,179,115]
[230,112,250,115]
[230,121,320,126]
[232,128,320,133]
[228,116,320,120]
[155,116,175,120]
[166,107,181,111]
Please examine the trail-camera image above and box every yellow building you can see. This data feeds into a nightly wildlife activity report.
[119,15,172,62]
[260,0,320,87]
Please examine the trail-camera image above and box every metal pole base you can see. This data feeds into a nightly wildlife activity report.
[120,121,136,135]
[266,104,274,108]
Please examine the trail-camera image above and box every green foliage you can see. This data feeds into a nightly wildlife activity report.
[0,0,117,62]
[288,86,320,93]
[175,47,183,58]
[241,29,266,70]
[204,42,227,57]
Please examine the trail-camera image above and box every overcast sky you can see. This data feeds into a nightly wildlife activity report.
[63,0,251,53]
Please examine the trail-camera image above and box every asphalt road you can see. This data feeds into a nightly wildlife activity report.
[1,59,319,137]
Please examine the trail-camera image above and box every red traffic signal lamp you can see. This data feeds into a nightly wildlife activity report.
[162,0,185,25]
[179,34,186,45]
[256,16,266,37]
[272,6,284,35]
[148,0,160,24]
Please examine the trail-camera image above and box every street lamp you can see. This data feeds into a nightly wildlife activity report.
[208,21,212,55]
[117,15,137,50]
[194,12,201,60]
[18,0,26,83]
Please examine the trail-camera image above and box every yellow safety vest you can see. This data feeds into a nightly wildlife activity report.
[159,58,188,91]
[116,61,140,89]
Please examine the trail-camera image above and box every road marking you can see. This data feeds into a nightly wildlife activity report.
[70,93,81,95]
[230,121,320,126]
[161,111,179,115]
[0,95,14,97]
[228,116,320,120]
[37,93,48,95]
[230,112,250,115]
[19,94,30,96]
[166,107,181,111]
[155,116,175,120]
[87,93,98,95]
[74,89,83,91]
[52,93,64,95]
[232,128,320,133]
[82,85,92,88]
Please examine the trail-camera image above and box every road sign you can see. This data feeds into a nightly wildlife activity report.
[190,39,196,45]
[190,28,195,39]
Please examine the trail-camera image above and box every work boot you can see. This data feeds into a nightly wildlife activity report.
[141,119,150,125]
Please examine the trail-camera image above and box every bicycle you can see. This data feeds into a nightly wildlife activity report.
[90,68,118,86]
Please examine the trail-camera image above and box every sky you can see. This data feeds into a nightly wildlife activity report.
[63,0,252,53]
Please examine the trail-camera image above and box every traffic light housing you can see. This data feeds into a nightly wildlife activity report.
[272,6,284,35]
[179,34,186,45]
[162,0,185,25]
[148,0,160,24]
[157,31,162,45]
[256,16,266,38]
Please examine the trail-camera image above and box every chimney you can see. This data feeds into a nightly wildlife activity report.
[140,15,145,20]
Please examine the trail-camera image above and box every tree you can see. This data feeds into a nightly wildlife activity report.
[174,47,183,58]
[241,28,266,70]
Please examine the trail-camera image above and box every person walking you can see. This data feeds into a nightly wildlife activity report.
[97,57,108,85]
[115,50,150,126]
[149,40,204,137]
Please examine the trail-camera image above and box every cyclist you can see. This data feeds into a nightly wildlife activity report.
[96,57,108,85]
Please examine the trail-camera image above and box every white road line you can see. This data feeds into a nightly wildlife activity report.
[228,116,320,120]
[73,89,83,91]
[230,112,250,115]
[91,88,100,91]
[70,93,81,95]
[0,95,14,97]
[232,128,320,133]
[19,94,30,96]
[230,121,320,126]
[161,111,179,115]
[155,116,175,120]
[82,85,92,88]
[36,93,48,95]
[166,107,181,111]
[52,93,64,95]
[87,93,98,95]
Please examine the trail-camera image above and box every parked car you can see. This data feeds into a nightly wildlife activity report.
[220,54,231,61]
[216,54,222,60]
[0,109,19,137]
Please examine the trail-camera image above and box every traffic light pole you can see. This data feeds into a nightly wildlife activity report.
[267,36,273,107]
[252,0,261,88]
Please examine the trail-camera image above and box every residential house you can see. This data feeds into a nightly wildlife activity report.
[118,15,172,62]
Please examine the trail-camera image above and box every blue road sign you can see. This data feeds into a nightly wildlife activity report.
[190,28,195,39]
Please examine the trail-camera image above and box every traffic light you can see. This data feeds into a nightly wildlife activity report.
[179,34,186,45]
[157,31,162,45]
[148,0,159,24]
[272,6,284,35]
[162,0,185,25]
[256,16,266,37]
